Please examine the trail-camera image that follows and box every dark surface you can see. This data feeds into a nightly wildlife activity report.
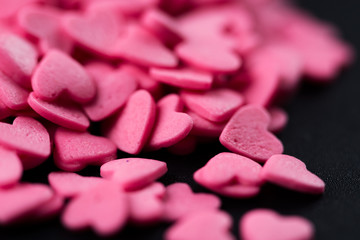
[2,0,360,239]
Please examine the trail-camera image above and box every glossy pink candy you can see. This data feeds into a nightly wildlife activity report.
[28,92,90,131]
[261,154,325,194]
[0,184,53,224]
[31,50,96,104]
[0,116,50,169]
[162,183,221,221]
[104,90,156,154]
[128,182,166,224]
[240,209,314,240]
[194,152,263,198]
[54,128,117,172]
[100,158,167,191]
[0,147,22,188]
[62,9,122,56]
[48,172,107,198]
[147,94,193,150]
[83,67,138,121]
[62,182,128,236]
[165,210,235,240]
[0,32,38,89]
[181,88,244,122]
[0,71,30,110]
[220,105,283,162]
[112,24,178,68]
[175,42,241,73]
[150,68,213,90]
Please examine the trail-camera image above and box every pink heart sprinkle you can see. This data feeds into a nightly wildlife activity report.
[220,105,283,162]
[162,183,221,221]
[62,182,129,236]
[181,88,244,122]
[103,90,156,154]
[54,127,117,172]
[165,210,235,240]
[0,71,30,110]
[100,158,167,191]
[0,146,22,188]
[128,182,166,224]
[31,50,96,104]
[0,116,50,169]
[147,94,193,150]
[240,209,314,240]
[261,154,325,194]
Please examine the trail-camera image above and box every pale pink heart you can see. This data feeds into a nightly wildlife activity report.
[28,92,90,131]
[162,183,221,221]
[83,67,138,121]
[150,67,213,90]
[0,32,38,89]
[48,172,108,198]
[0,147,22,188]
[147,94,193,150]
[261,154,325,194]
[53,128,117,172]
[103,90,156,154]
[220,105,283,162]
[128,182,166,224]
[240,209,314,240]
[181,88,244,122]
[100,158,167,191]
[111,24,178,68]
[62,9,123,56]
[0,71,29,110]
[31,50,96,104]
[0,116,50,169]
[165,210,235,240]
[62,182,129,236]
[0,184,53,224]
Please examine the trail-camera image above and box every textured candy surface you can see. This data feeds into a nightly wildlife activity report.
[100,158,167,191]
[240,209,314,240]
[220,105,283,162]
[0,71,30,110]
[103,90,156,154]
[261,154,325,194]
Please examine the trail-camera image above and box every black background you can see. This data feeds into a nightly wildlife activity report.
[1,0,360,239]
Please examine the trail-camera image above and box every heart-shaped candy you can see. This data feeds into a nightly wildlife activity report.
[240,209,314,240]
[220,105,284,162]
[83,67,138,121]
[194,152,263,198]
[165,210,235,240]
[31,50,96,104]
[0,32,38,89]
[54,127,117,172]
[0,0,39,19]
[62,182,129,236]
[0,116,50,169]
[187,109,226,138]
[147,94,193,150]
[62,9,123,56]
[48,172,107,198]
[268,107,288,133]
[162,183,221,221]
[0,147,22,188]
[260,154,325,194]
[150,67,213,90]
[128,182,165,224]
[100,158,167,191]
[0,71,29,110]
[175,42,241,73]
[111,24,178,68]
[28,92,90,131]
[0,184,53,224]
[181,88,244,122]
[103,90,156,154]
